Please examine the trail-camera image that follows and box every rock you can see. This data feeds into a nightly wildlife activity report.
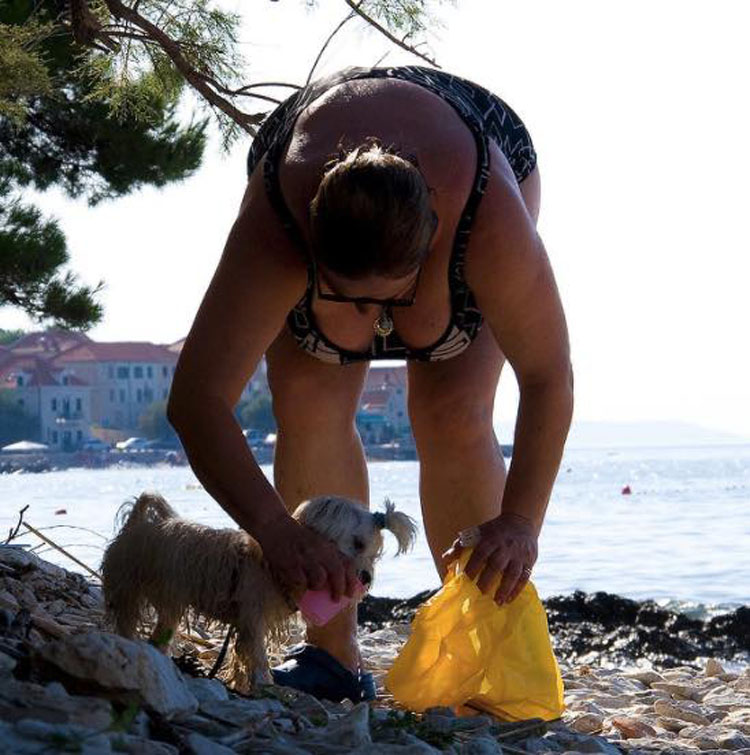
[717,730,750,750]
[701,660,723,678]
[351,743,439,754]
[625,669,664,687]
[557,733,621,753]
[318,702,371,748]
[184,676,230,706]
[9,719,113,753]
[458,736,504,754]
[570,713,604,733]
[0,546,66,579]
[186,732,236,754]
[0,678,113,729]
[287,690,331,725]
[199,697,286,726]
[38,631,198,719]
[651,681,703,701]
[0,648,16,675]
[108,734,179,754]
[654,698,712,725]
[657,716,692,732]
[610,715,658,738]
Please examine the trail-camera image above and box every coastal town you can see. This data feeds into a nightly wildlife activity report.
[0,329,416,467]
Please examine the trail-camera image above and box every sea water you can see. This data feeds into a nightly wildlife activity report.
[2,444,749,615]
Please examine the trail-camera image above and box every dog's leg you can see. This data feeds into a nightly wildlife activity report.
[149,608,181,653]
[104,591,143,640]
[229,625,272,693]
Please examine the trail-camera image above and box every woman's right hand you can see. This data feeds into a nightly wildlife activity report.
[255,513,358,602]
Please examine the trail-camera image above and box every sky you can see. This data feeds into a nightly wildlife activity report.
[2,0,749,439]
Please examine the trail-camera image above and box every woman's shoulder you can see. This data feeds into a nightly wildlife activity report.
[232,166,308,288]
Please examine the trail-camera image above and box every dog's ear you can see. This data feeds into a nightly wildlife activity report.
[379,498,418,555]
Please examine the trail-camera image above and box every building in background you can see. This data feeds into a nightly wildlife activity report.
[1,331,412,451]
[357,363,411,444]
[53,341,178,430]
[0,352,91,450]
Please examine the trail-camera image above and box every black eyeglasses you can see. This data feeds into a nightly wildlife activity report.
[313,261,422,307]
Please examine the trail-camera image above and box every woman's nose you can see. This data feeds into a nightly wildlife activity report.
[355,302,380,316]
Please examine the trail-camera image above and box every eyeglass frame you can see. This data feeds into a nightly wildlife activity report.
[311,211,438,307]
[313,260,422,307]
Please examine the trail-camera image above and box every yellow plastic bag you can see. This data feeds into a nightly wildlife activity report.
[384,549,564,721]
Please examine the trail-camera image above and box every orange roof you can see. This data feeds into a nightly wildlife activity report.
[54,342,178,364]
[7,329,91,357]
[360,390,389,411]
[0,355,89,388]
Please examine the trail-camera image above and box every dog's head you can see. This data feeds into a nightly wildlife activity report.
[292,496,417,590]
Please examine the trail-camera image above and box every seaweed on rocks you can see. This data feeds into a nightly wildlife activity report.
[358,589,438,630]
[543,590,748,666]
[361,588,750,667]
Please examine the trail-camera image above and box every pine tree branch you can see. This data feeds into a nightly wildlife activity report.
[343,0,439,67]
[306,10,356,87]
[68,0,266,134]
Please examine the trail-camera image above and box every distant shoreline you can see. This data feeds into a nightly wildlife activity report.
[0,444,514,474]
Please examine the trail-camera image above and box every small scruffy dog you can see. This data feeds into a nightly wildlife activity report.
[101,492,416,690]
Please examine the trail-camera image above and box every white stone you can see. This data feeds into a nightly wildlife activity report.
[704,659,725,677]
[38,631,197,719]
[184,677,230,706]
[651,681,703,702]
[571,713,604,733]
[654,699,711,726]
[624,669,665,686]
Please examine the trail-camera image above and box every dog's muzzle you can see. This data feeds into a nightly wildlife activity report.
[372,512,386,529]
[359,570,372,587]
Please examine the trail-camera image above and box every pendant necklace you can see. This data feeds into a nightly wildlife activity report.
[373,305,394,337]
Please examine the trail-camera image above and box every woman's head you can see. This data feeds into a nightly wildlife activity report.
[309,139,437,280]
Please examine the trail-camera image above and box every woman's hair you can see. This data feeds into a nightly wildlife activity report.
[309,139,436,280]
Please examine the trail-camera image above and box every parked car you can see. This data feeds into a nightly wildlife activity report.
[81,438,110,452]
[115,437,150,452]
[143,437,183,451]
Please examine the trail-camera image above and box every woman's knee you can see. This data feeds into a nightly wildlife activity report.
[409,388,495,452]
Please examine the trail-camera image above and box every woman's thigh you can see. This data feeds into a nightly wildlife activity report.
[407,325,505,448]
[266,327,369,430]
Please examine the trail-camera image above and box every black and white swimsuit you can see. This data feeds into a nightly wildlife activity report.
[246,65,537,365]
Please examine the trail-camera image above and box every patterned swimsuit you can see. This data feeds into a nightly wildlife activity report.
[246,66,537,365]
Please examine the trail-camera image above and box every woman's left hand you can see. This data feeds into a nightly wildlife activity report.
[441,512,539,605]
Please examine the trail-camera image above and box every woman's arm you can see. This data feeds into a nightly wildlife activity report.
[467,168,574,532]
[168,170,360,601]
[453,166,573,604]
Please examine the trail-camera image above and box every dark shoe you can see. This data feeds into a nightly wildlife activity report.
[271,644,376,703]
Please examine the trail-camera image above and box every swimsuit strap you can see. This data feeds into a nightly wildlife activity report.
[252,66,498,364]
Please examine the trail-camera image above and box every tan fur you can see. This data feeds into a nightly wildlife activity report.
[101,492,417,691]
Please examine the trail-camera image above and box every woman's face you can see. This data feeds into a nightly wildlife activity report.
[315,265,421,315]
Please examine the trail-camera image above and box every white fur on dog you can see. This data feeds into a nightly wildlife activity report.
[101,493,417,690]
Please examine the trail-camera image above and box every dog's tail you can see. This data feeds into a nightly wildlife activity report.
[115,492,177,533]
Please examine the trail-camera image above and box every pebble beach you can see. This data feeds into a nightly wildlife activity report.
[1,544,749,754]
